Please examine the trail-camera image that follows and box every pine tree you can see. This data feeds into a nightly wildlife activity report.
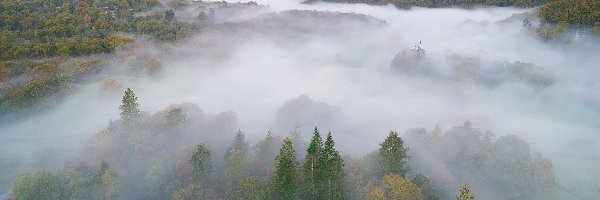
[231,129,249,152]
[224,129,249,188]
[252,129,277,177]
[318,132,346,200]
[191,143,212,182]
[97,161,119,200]
[379,131,409,176]
[303,127,323,199]
[119,88,141,126]
[274,138,300,200]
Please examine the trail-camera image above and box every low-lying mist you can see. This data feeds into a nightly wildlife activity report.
[1,0,599,199]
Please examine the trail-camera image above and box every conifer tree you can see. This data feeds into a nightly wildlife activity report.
[119,88,141,126]
[274,138,300,200]
[231,129,249,152]
[318,132,346,200]
[224,129,249,188]
[253,129,277,177]
[97,161,119,200]
[379,131,409,176]
[191,143,213,182]
[303,127,323,199]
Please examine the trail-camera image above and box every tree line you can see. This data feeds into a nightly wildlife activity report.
[538,0,600,40]
[304,0,550,9]
[6,88,558,199]
[0,0,205,62]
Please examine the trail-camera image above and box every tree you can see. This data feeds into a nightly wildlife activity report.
[167,108,187,128]
[119,88,141,125]
[191,143,213,182]
[456,184,474,200]
[146,58,163,76]
[379,131,409,176]
[172,183,216,200]
[290,125,305,158]
[231,129,249,152]
[366,187,386,200]
[382,174,424,200]
[13,170,66,200]
[412,173,440,200]
[226,177,270,200]
[303,127,323,199]
[317,132,346,200]
[96,161,119,200]
[165,10,175,21]
[273,138,300,200]
[23,79,53,104]
[224,129,249,187]
[252,129,277,177]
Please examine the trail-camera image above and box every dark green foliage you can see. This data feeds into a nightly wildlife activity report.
[317,132,346,200]
[23,79,53,104]
[412,173,440,200]
[13,170,66,200]
[274,138,300,200]
[12,162,119,200]
[303,127,323,199]
[378,131,409,176]
[301,128,346,199]
[537,0,600,39]
[119,88,141,126]
[540,0,600,27]
[0,0,157,61]
[0,0,198,61]
[191,143,213,182]
[251,130,278,177]
[223,129,250,188]
[166,10,176,21]
[306,0,550,9]
[226,177,270,200]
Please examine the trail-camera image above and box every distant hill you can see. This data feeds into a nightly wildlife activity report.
[304,0,551,9]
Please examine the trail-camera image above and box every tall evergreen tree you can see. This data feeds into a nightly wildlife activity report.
[96,161,119,200]
[253,129,277,177]
[119,88,141,126]
[303,127,323,199]
[224,129,249,188]
[317,132,346,200]
[290,125,305,158]
[274,138,300,200]
[379,131,409,176]
[231,129,249,152]
[191,143,213,182]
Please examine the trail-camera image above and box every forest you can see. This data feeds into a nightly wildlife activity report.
[0,0,598,200]
[7,89,555,199]
[304,0,551,9]
[0,0,209,117]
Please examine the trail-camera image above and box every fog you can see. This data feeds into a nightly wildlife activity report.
[1,0,599,199]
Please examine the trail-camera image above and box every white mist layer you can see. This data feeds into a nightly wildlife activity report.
[1,0,599,197]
